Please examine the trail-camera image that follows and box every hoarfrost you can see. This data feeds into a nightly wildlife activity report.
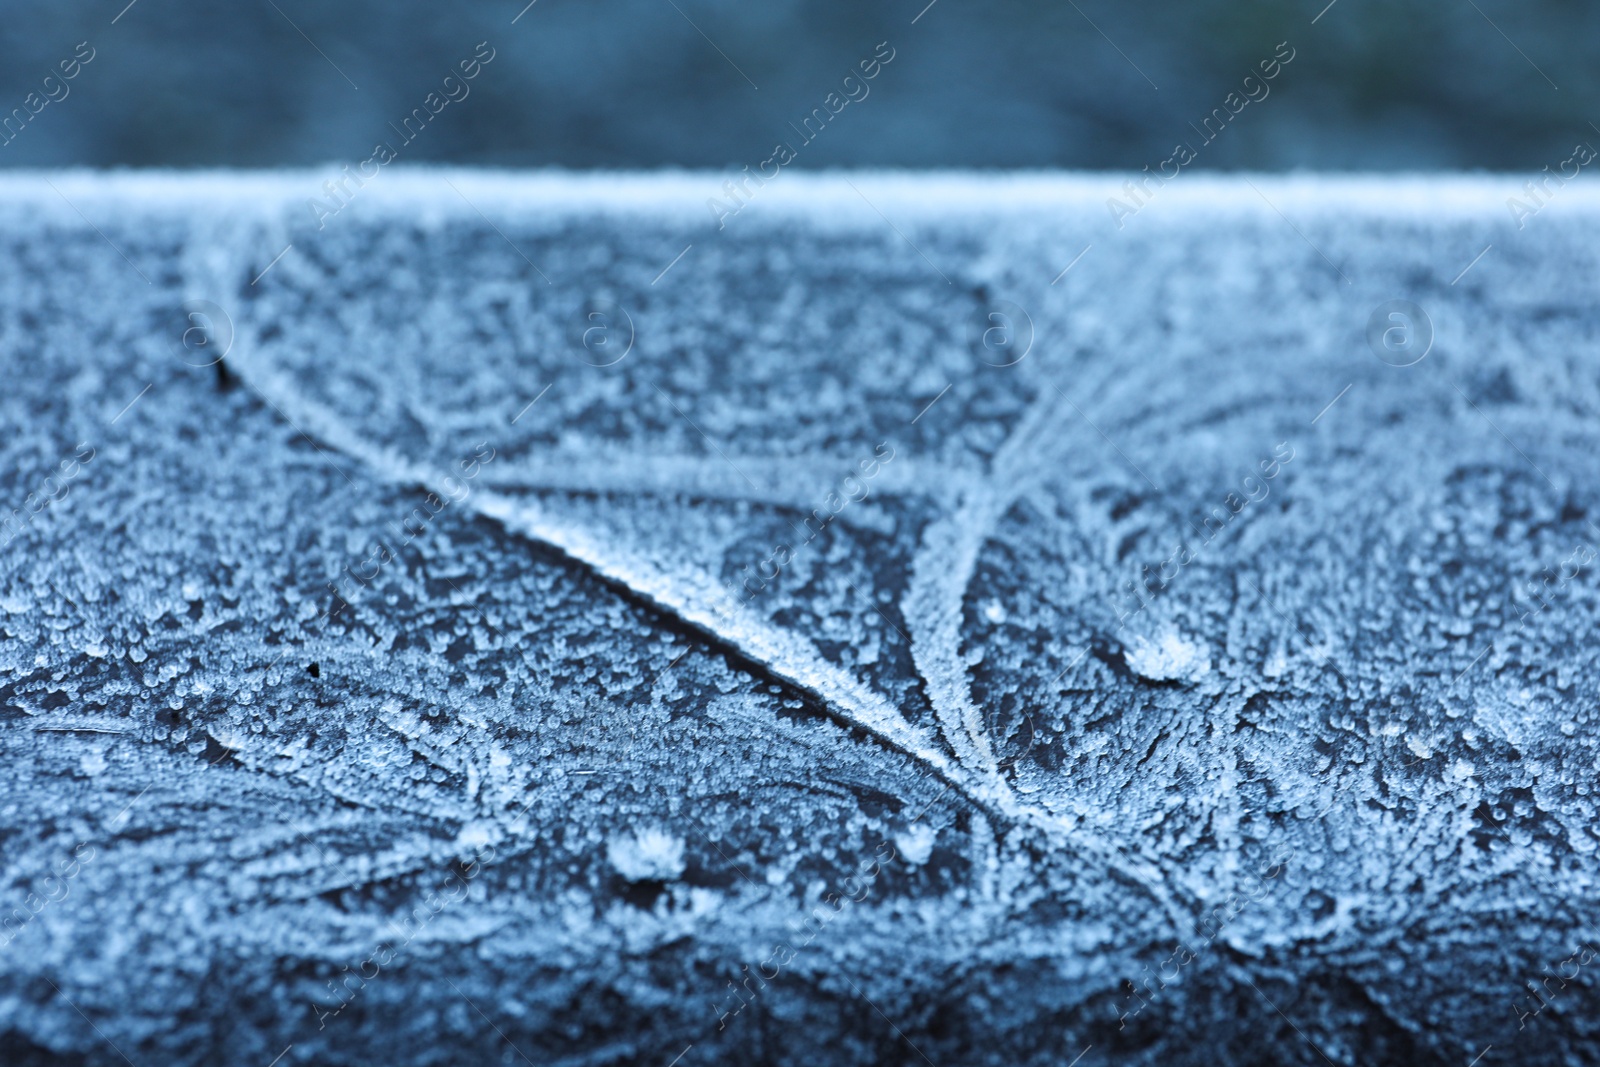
[1123,629,1211,683]
[607,829,687,882]
[1,172,1598,1066]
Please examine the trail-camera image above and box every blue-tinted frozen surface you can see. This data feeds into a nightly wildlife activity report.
[2,172,1599,1065]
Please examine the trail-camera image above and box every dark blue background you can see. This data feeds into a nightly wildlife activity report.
[0,0,1591,169]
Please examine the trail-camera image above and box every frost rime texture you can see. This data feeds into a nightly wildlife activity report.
[2,173,1600,1066]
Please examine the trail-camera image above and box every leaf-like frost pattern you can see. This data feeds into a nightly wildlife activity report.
[198,204,1200,933]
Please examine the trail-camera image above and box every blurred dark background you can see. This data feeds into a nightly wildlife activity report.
[0,0,1592,170]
